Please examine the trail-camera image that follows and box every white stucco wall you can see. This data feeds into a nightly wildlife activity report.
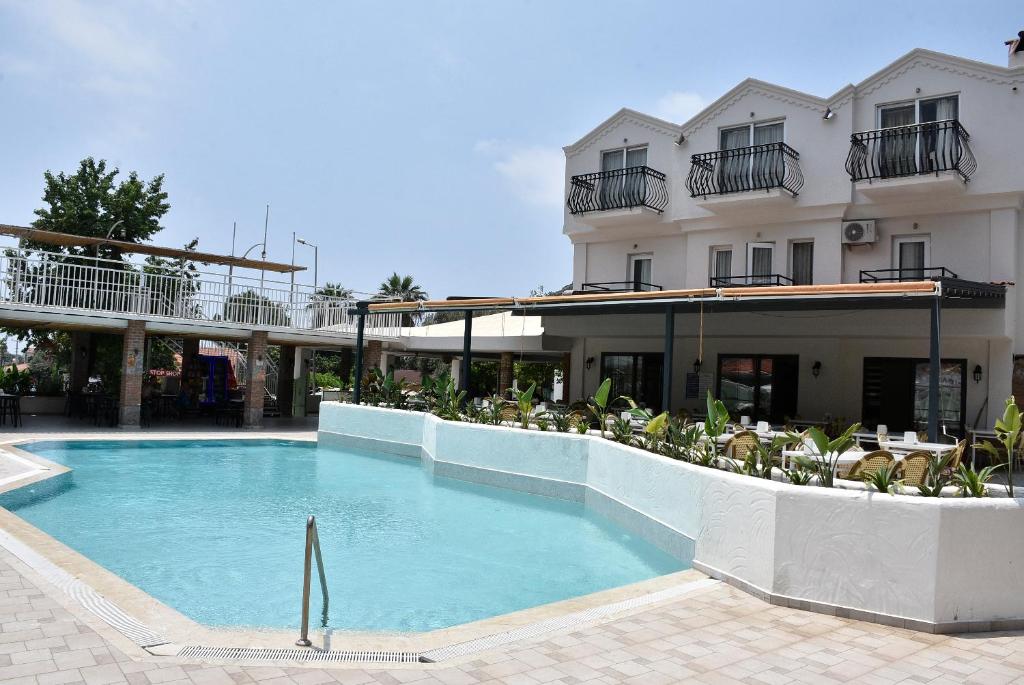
[319,403,1024,629]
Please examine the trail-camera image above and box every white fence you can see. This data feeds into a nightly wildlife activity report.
[0,248,401,338]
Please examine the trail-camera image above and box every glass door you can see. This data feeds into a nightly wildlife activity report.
[747,242,774,285]
[719,125,751,192]
[628,254,653,292]
[717,354,798,423]
[751,122,784,189]
[879,104,916,177]
[919,96,959,173]
[599,149,625,210]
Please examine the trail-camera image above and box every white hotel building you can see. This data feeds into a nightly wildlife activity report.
[547,38,1024,435]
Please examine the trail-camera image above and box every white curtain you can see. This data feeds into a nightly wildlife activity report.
[719,127,750,191]
[623,147,647,203]
[880,105,916,176]
[752,123,784,188]
[749,245,773,284]
[899,241,925,280]
[599,150,624,208]
[927,97,959,170]
[713,250,732,283]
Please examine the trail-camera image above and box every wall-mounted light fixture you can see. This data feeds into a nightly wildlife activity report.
[585,356,595,371]
[822,107,835,120]
[812,361,822,378]
[973,364,983,383]
[693,358,702,374]
[675,132,686,145]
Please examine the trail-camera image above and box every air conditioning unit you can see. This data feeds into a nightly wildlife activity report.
[841,220,877,245]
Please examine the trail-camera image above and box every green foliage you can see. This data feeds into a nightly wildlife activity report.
[916,452,954,497]
[142,238,202,318]
[314,372,343,389]
[223,290,289,326]
[863,463,901,494]
[975,396,1022,497]
[535,415,550,432]
[308,283,353,328]
[587,378,623,438]
[574,418,590,434]
[549,410,573,433]
[610,415,635,445]
[0,365,32,394]
[953,462,1001,498]
[378,273,428,327]
[783,456,816,486]
[806,423,862,487]
[511,382,536,429]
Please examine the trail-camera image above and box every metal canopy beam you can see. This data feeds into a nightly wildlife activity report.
[928,297,942,442]
[662,305,674,414]
[460,310,473,401]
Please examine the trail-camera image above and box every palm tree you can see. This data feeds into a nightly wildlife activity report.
[378,273,428,327]
[308,282,354,328]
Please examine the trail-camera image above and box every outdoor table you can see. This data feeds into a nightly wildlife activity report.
[878,440,955,456]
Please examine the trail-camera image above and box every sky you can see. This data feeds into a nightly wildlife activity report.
[0,0,1020,301]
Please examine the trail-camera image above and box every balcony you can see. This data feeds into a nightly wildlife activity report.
[686,143,804,211]
[575,281,663,294]
[860,267,958,283]
[710,274,794,288]
[845,120,976,199]
[566,166,668,227]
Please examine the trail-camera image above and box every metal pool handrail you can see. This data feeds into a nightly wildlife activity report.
[295,515,329,647]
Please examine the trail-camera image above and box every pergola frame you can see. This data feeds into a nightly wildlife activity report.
[351,279,1006,440]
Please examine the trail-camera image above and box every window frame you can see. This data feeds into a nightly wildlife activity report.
[717,119,786,150]
[627,253,654,291]
[876,93,960,128]
[710,245,733,283]
[600,145,649,171]
[746,241,775,284]
[893,234,931,274]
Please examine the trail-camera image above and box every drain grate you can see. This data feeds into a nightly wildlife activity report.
[177,645,424,664]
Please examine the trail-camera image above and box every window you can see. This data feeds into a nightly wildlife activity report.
[746,242,774,285]
[862,357,966,433]
[628,254,653,292]
[716,355,799,423]
[599,146,648,209]
[719,121,784,191]
[600,353,664,412]
[791,241,814,285]
[894,236,929,280]
[711,247,732,285]
[877,95,959,176]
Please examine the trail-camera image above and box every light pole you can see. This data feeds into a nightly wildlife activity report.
[296,238,318,291]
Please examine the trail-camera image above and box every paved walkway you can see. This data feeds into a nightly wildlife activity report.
[2,545,1024,685]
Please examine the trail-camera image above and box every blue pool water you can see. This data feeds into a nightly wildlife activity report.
[3,440,687,632]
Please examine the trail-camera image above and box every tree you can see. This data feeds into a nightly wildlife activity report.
[223,290,289,327]
[28,157,169,261]
[308,282,353,328]
[378,273,428,327]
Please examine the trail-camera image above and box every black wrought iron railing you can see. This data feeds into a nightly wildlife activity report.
[845,119,976,183]
[567,166,668,215]
[710,274,794,288]
[578,281,663,294]
[686,142,804,198]
[859,267,958,283]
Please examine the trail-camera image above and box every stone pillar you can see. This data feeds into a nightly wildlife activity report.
[498,352,514,397]
[450,357,461,387]
[243,331,269,428]
[277,344,296,417]
[69,331,92,393]
[293,347,311,418]
[118,320,146,427]
[364,340,382,373]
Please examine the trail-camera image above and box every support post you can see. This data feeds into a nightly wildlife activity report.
[662,305,675,414]
[118,320,147,427]
[352,305,366,404]
[498,352,514,397]
[278,345,296,417]
[928,296,942,442]
[460,310,473,400]
[243,331,269,428]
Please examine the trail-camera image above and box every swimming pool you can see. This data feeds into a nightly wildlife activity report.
[2,439,687,632]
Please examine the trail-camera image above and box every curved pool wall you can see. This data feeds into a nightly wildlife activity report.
[320,402,1024,633]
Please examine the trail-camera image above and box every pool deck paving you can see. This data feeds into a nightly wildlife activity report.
[2,543,1024,685]
[2,423,1024,683]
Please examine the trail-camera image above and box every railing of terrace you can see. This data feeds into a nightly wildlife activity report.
[710,274,794,287]
[859,267,958,283]
[845,119,977,182]
[578,281,663,293]
[0,248,401,337]
[686,142,804,198]
[567,166,669,215]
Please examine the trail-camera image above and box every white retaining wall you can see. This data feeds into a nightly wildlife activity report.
[318,402,1024,632]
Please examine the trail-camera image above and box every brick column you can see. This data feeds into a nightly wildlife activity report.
[118,320,146,427]
[277,345,296,417]
[364,340,382,376]
[498,352,514,397]
[69,331,92,393]
[243,331,269,428]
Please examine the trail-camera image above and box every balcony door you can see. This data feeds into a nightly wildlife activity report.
[628,254,653,292]
[719,122,784,192]
[600,146,647,209]
[601,352,663,413]
[746,242,774,285]
[717,354,798,424]
[894,235,929,280]
[878,96,959,177]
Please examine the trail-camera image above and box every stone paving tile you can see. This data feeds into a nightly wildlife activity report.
[3,548,1024,684]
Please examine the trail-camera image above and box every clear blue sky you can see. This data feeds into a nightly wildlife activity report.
[0,1,1019,299]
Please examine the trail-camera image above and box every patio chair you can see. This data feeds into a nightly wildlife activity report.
[724,430,760,461]
[895,450,933,487]
[498,403,519,425]
[840,450,895,481]
[944,440,967,473]
[568,410,588,430]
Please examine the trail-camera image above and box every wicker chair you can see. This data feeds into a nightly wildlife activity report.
[724,430,760,461]
[895,450,933,487]
[568,411,589,430]
[944,440,967,473]
[841,450,895,481]
[497,403,519,425]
